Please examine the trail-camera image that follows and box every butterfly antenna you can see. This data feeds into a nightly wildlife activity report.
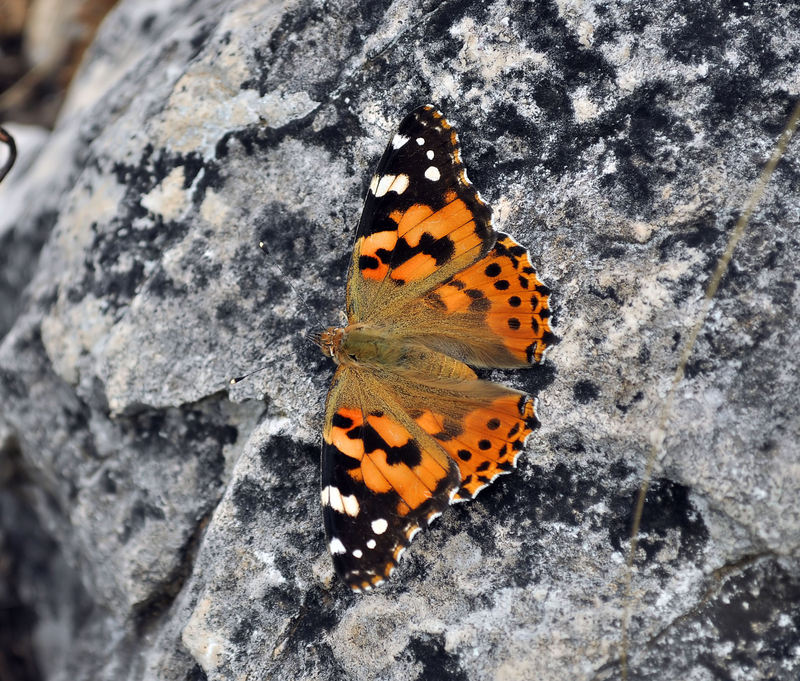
[257,240,323,328]
[0,126,17,184]
[229,242,328,386]
[229,364,273,385]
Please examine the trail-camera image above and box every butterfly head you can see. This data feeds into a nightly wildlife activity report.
[313,326,345,363]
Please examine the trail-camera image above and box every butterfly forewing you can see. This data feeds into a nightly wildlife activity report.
[321,367,460,590]
[347,106,495,322]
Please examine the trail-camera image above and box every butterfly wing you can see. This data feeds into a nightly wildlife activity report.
[347,105,495,322]
[321,365,460,591]
[399,232,556,367]
[346,106,555,367]
[321,356,540,591]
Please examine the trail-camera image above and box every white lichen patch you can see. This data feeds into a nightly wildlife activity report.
[182,597,229,672]
[141,165,188,220]
[158,74,319,155]
[200,188,232,226]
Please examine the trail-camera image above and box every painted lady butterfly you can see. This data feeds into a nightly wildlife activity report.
[314,106,555,591]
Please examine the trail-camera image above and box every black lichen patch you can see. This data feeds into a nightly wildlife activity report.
[253,206,316,273]
[616,390,644,413]
[111,145,222,210]
[514,360,557,396]
[249,204,343,337]
[178,238,223,291]
[115,403,235,507]
[144,265,189,298]
[658,215,723,263]
[587,85,689,198]
[233,435,317,533]
[573,380,600,403]
[707,559,800,659]
[405,634,469,681]
[185,664,208,681]
[68,146,224,311]
[213,106,330,162]
[451,458,612,587]
[232,477,271,522]
[683,356,715,379]
[189,20,215,61]
[239,586,348,679]
[424,0,491,67]
[635,557,800,679]
[242,2,396,103]
[608,478,709,570]
[660,2,729,65]
[215,298,245,322]
[513,0,616,88]
[588,285,623,306]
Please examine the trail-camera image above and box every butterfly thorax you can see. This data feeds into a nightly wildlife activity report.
[316,324,392,366]
[316,323,476,380]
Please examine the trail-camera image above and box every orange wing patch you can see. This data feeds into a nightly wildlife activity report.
[327,407,452,510]
[413,392,539,501]
[358,193,489,284]
[427,233,555,364]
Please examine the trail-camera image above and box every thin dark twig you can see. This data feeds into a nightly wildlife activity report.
[0,126,17,184]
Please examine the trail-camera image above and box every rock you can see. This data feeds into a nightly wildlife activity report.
[0,1,798,680]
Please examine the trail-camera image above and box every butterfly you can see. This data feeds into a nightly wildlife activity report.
[314,105,555,591]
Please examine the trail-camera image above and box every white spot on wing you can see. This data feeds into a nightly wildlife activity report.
[352,549,363,558]
[371,518,388,534]
[366,539,377,549]
[321,486,360,517]
[424,166,441,182]
[426,149,434,160]
[416,137,425,145]
[392,133,410,149]
[329,538,347,554]
[342,494,360,516]
[390,173,409,194]
[374,173,410,197]
[369,175,379,194]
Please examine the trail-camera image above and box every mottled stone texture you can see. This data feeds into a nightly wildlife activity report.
[1,1,798,680]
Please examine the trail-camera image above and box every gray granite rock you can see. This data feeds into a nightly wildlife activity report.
[1,1,798,680]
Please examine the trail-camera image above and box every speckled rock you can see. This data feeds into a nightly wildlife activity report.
[1,1,798,680]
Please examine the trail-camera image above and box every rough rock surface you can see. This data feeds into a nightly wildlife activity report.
[1,1,798,680]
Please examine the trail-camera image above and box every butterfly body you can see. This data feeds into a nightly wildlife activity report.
[316,106,555,591]
[318,323,478,381]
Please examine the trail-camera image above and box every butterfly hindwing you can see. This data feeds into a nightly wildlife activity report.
[409,386,540,501]
[347,106,495,322]
[401,232,556,367]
